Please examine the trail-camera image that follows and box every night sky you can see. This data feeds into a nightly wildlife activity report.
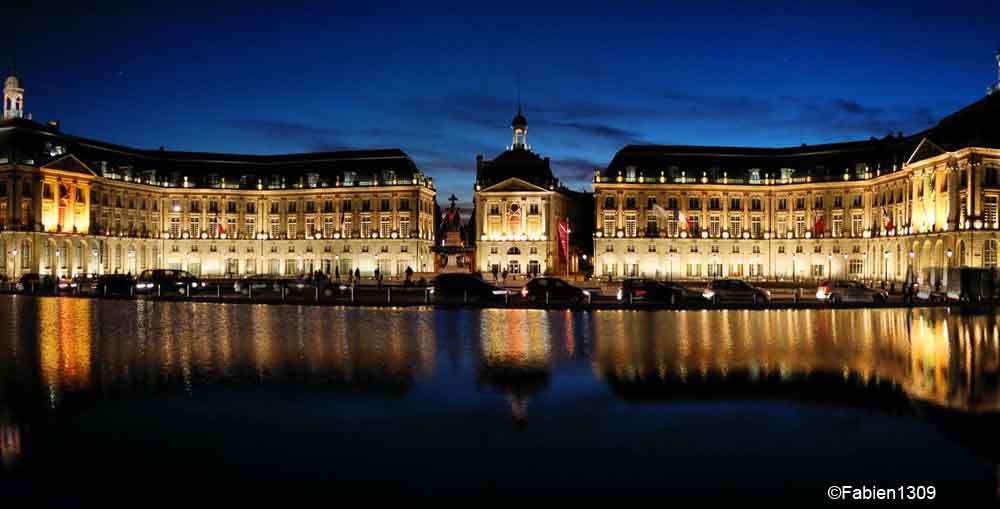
[5,1,999,207]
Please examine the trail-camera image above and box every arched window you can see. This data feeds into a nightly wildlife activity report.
[507,247,521,255]
[20,239,29,270]
[985,240,997,268]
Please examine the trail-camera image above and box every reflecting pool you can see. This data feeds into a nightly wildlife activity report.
[1,297,998,505]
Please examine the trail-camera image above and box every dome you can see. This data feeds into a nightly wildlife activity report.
[4,73,21,90]
[511,105,527,129]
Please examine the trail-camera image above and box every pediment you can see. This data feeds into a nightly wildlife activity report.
[906,138,947,166]
[480,177,549,193]
[42,154,97,176]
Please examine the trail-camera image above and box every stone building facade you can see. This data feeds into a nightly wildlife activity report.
[0,73,437,279]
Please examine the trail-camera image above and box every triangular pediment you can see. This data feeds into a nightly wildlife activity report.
[906,138,948,166]
[480,177,549,193]
[42,154,96,176]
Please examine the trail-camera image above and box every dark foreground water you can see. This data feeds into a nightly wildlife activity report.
[1,297,999,506]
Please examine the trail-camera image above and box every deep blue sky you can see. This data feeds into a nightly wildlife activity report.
[5,1,999,205]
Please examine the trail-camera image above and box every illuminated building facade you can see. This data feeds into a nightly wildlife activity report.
[0,73,437,278]
[593,54,1000,287]
[473,106,576,276]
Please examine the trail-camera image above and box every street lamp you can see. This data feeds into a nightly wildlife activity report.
[10,249,18,280]
[791,253,796,283]
[882,250,890,287]
[827,254,832,280]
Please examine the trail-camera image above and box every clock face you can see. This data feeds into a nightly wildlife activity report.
[509,203,519,214]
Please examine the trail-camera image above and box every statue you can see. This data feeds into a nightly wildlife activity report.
[440,194,464,248]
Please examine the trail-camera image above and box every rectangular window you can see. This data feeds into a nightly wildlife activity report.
[245,217,256,238]
[834,195,843,208]
[323,217,335,238]
[343,217,352,238]
[270,217,280,238]
[190,217,200,237]
[361,217,371,238]
[625,214,637,237]
[306,218,315,237]
[750,198,762,211]
[751,217,761,238]
[795,215,805,238]
[852,213,863,237]
[603,213,616,235]
[709,216,720,237]
[400,217,410,238]
[380,216,391,238]
[985,196,998,226]
[287,218,297,239]
[729,215,741,236]
[169,217,181,238]
[849,259,864,275]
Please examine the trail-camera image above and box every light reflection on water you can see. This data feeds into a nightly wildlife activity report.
[1,297,1000,500]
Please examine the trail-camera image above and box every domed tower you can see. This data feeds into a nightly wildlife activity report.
[511,104,528,150]
[3,70,24,120]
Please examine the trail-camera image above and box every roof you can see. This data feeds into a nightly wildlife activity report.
[602,93,1000,181]
[476,148,556,188]
[0,117,428,188]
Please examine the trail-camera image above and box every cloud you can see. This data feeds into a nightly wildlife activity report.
[545,121,645,145]
[656,91,938,140]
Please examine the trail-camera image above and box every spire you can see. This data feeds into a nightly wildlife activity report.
[3,66,24,120]
[510,102,528,149]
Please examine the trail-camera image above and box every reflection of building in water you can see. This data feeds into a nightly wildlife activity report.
[38,299,93,406]
[34,300,435,405]
[593,308,1000,412]
[477,310,553,426]
[0,411,20,469]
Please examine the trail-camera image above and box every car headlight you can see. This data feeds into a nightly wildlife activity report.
[616,289,623,300]
[703,290,714,299]
[492,289,508,296]
[582,289,591,297]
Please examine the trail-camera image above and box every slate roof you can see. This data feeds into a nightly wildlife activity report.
[603,93,1000,182]
[0,118,426,188]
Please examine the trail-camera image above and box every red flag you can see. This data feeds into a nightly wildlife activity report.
[814,217,825,234]
[557,219,570,261]
[218,222,225,235]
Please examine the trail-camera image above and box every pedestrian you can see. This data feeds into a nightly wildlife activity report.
[335,265,340,282]
[354,268,361,287]
[492,265,499,283]
[405,266,413,292]
[502,269,508,286]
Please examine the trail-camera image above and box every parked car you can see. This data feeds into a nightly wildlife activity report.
[233,276,284,295]
[134,269,204,295]
[15,273,56,293]
[617,278,698,305]
[95,274,135,296]
[520,277,590,304]
[70,273,100,293]
[944,267,998,303]
[816,280,888,304]
[430,273,508,303]
[703,279,770,305]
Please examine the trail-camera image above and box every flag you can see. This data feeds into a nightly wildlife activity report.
[884,209,894,230]
[651,203,672,220]
[557,218,570,261]
[218,222,225,236]
[814,216,825,235]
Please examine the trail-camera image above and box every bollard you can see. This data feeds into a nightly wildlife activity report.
[629,292,633,306]
[217,284,221,299]
[588,292,592,305]
[130,284,134,298]
[315,286,319,302]
[505,292,509,305]
[425,288,429,303]
[546,291,550,305]
[104,283,108,297]
[281,285,286,302]
[387,287,391,303]
[350,286,355,303]
[187,282,192,299]
[248,284,253,300]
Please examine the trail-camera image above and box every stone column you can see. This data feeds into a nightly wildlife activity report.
[947,164,960,229]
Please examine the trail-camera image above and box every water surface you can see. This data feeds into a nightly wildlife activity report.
[0,297,997,505]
